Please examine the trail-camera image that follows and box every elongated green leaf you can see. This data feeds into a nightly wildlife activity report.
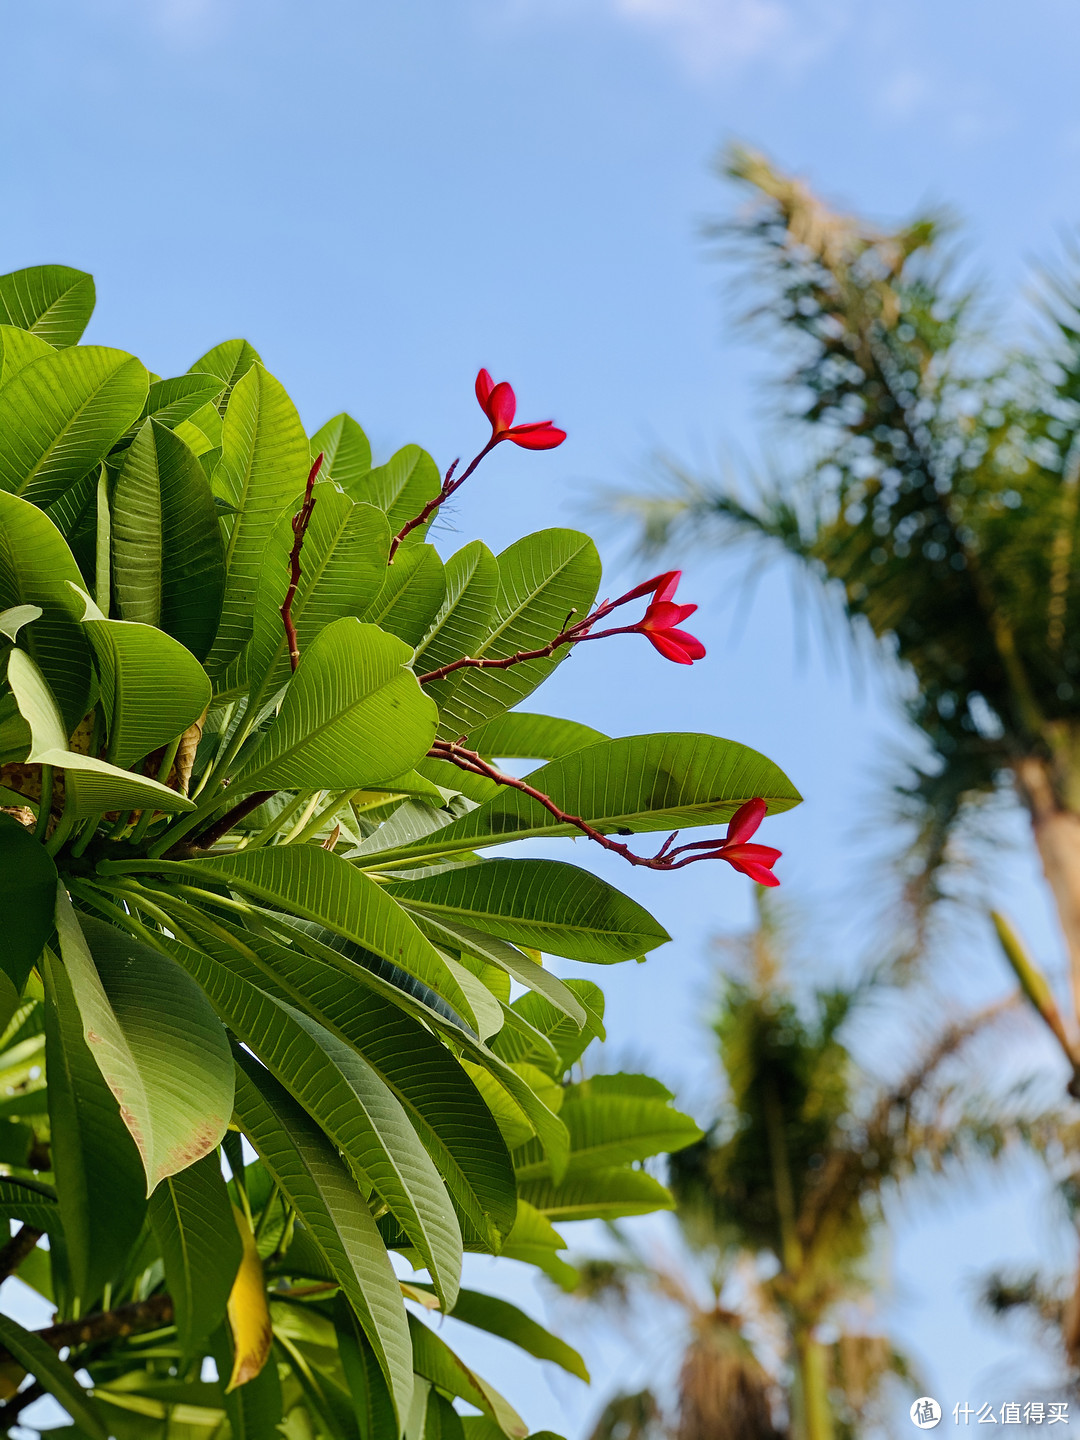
[0,1310,108,1436]
[174,400,223,457]
[413,541,499,702]
[312,414,372,492]
[55,896,233,1192]
[233,1056,414,1422]
[363,544,446,648]
[336,1296,397,1440]
[436,530,601,738]
[44,948,147,1306]
[418,1289,588,1381]
[158,910,516,1248]
[351,444,441,537]
[187,338,261,408]
[0,815,57,992]
[206,364,310,673]
[404,910,586,1024]
[391,859,670,964]
[0,489,92,728]
[364,733,801,865]
[111,418,226,661]
[467,712,608,760]
[0,324,54,388]
[0,345,148,504]
[514,1090,701,1181]
[519,1168,674,1222]
[7,648,195,815]
[149,1152,242,1360]
[497,1200,575,1286]
[156,844,478,1038]
[236,619,438,791]
[409,1314,527,1438]
[427,1388,466,1440]
[110,431,220,656]
[79,606,211,768]
[246,484,390,704]
[0,265,95,346]
[156,934,461,1305]
[494,984,605,1077]
[142,374,224,429]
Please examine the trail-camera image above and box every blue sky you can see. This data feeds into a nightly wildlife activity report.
[5,0,1080,1434]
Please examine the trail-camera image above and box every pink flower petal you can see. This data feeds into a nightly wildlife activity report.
[475,368,495,412]
[509,423,567,450]
[487,381,517,433]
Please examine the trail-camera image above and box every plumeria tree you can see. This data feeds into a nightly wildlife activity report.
[0,264,798,1438]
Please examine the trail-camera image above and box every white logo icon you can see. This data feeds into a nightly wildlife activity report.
[911,1399,942,1429]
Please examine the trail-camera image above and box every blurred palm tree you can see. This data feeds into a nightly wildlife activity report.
[574,906,1054,1440]
[610,146,1080,1073]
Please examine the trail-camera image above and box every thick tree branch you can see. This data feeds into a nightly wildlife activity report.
[0,1294,175,1369]
[0,1224,42,1285]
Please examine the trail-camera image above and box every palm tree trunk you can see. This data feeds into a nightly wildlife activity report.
[792,1330,834,1440]
[1014,756,1080,1029]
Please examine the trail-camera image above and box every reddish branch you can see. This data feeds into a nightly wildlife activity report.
[427,739,780,880]
[388,445,492,564]
[282,453,324,673]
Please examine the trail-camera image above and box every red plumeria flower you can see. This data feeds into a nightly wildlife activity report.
[475,369,567,450]
[632,571,706,665]
[716,798,781,886]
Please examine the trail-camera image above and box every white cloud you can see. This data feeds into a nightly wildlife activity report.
[499,0,854,79]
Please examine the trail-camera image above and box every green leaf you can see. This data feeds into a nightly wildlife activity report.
[402,910,586,1025]
[494,984,605,1076]
[363,545,447,648]
[205,364,311,673]
[435,530,601,739]
[336,1296,398,1440]
[149,1152,242,1361]
[390,859,670,964]
[0,324,54,388]
[111,418,226,661]
[0,814,57,992]
[0,602,42,641]
[413,540,500,707]
[365,733,801,865]
[518,1168,674,1222]
[513,1088,701,1180]
[497,1200,575,1287]
[312,414,372,492]
[409,1314,527,1438]
[0,1310,109,1437]
[210,1322,283,1438]
[424,1289,588,1381]
[142,374,225,429]
[0,489,93,729]
[43,948,147,1307]
[187,338,261,408]
[156,935,462,1306]
[236,619,438,792]
[0,345,148,504]
[352,444,441,537]
[54,896,234,1192]
[7,648,195,816]
[0,265,95,346]
[466,712,608,760]
[160,911,516,1248]
[426,1389,466,1440]
[79,603,211,768]
[245,483,390,705]
[233,1056,414,1422]
[159,844,479,1037]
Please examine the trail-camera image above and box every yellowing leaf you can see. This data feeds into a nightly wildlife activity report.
[226,1205,273,1391]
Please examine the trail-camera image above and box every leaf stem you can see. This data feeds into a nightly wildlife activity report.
[31,767,54,844]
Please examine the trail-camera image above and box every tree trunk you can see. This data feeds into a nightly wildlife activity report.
[792,1330,834,1440]
[1014,756,1080,1030]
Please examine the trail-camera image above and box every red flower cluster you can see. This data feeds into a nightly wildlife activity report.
[630,571,706,665]
[715,798,781,886]
[476,369,567,450]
